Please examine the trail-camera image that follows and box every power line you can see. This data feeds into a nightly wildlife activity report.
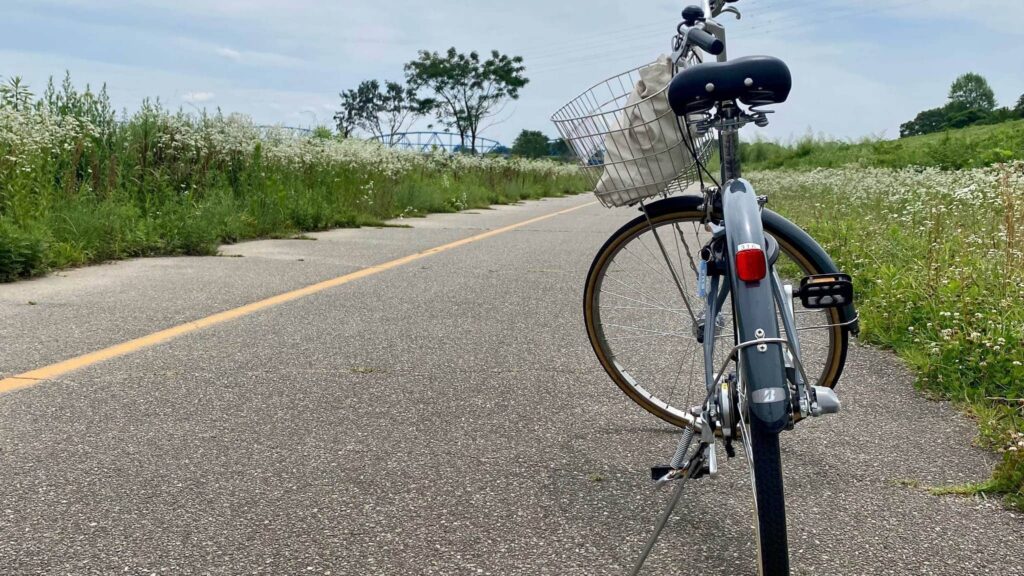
[528,0,929,75]
[729,0,930,40]
[523,29,671,63]
[518,20,668,57]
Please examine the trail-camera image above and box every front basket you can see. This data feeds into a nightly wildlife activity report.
[551,58,715,208]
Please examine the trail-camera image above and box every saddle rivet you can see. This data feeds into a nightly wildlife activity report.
[705,83,715,93]
[744,77,754,87]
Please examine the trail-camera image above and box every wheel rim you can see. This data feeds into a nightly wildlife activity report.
[585,210,841,426]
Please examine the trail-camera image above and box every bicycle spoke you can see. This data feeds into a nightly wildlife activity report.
[603,305,689,312]
[599,289,669,310]
[588,211,843,428]
[602,323,692,337]
[604,332,694,342]
[604,261,685,317]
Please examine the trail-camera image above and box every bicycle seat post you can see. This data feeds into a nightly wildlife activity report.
[718,102,743,182]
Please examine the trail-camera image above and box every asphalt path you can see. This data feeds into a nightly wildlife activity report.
[1,194,1021,575]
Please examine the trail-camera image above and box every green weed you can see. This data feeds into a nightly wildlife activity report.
[0,76,587,281]
[759,163,1024,509]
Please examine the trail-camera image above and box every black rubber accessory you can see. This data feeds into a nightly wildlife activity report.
[687,28,725,56]
[682,5,705,26]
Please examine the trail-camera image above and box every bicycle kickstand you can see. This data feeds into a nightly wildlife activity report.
[628,443,708,576]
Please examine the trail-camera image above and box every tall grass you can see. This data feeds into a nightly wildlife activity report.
[757,164,1024,508]
[743,121,1024,171]
[0,75,587,281]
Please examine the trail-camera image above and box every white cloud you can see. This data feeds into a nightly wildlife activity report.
[182,91,215,103]
[215,47,242,61]
[209,44,305,68]
[176,39,308,69]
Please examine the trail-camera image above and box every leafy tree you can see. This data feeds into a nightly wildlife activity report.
[900,107,948,138]
[982,107,1016,125]
[335,98,360,138]
[511,130,550,158]
[335,80,417,141]
[333,83,374,138]
[900,73,1008,137]
[944,106,988,130]
[405,48,528,153]
[948,72,996,112]
[549,138,573,161]
[1015,94,1024,118]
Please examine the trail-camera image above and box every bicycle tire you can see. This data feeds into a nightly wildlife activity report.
[584,199,849,428]
[748,422,789,575]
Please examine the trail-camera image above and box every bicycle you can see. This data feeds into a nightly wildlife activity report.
[551,1,860,574]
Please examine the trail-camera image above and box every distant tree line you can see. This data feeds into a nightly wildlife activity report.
[900,72,1024,138]
[509,130,573,160]
[335,48,528,153]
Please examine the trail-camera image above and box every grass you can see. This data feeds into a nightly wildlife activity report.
[756,163,1024,509]
[742,119,1024,171]
[0,76,587,282]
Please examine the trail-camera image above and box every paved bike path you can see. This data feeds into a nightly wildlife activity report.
[0,193,1021,575]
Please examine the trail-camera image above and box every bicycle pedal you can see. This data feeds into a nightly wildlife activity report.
[795,274,854,309]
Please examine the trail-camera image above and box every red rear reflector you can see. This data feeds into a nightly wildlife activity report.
[736,244,767,282]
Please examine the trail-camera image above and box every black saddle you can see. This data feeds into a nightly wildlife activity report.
[668,55,792,116]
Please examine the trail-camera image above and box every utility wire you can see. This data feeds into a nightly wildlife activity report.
[529,0,929,74]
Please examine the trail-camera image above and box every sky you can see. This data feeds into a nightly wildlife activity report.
[2,0,1023,145]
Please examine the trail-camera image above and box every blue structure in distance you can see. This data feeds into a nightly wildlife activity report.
[371,132,505,155]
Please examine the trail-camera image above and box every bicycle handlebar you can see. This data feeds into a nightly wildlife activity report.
[687,27,724,56]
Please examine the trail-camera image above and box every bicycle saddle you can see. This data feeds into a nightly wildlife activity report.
[668,55,792,116]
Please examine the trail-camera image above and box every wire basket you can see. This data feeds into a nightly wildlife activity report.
[552,58,715,208]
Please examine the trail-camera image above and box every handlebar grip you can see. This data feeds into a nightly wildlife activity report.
[688,28,724,55]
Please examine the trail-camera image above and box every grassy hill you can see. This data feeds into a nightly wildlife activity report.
[749,121,1024,509]
[743,119,1024,171]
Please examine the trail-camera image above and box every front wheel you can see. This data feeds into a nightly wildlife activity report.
[584,203,849,428]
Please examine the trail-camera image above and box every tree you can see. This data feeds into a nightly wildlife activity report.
[1015,94,1024,118]
[900,107,948,138]
[335,80,417,141]
[982,107,1015,125]
[900,73,1005,138]
[944,106,988,130]
[948,72,996,112]
[405,48,528,153]
[333,93,361,138]
[549,138,573,161]
[511,130,550,158]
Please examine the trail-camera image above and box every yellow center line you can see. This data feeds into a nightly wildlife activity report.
[0,199,598,395]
